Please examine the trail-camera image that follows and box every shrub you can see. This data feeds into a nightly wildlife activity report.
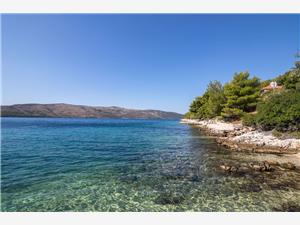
[272,130,284,138]
[272,130,300,140]
[183,112,191,119]
[255,90,300,132]
[241,113,257,127]
[275,62,300,90]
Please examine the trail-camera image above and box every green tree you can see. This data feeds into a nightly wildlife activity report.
[206,81,226,118]
[255,90,300,132]
[187,92,209,119]
[276,62,300,90]
[221,72,261,120]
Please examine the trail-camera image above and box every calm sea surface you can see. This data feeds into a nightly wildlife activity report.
[1,117,300,211]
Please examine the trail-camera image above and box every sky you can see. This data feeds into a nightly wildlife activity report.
[2,14,299,113]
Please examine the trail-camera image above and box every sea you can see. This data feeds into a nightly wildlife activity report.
[1,117,300,211]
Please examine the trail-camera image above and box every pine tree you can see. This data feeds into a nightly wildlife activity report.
[206,81,226,118]
[221,72,260,120]
[276,62,300,90]
[187,92,209,119]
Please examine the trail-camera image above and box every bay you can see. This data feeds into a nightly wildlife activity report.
[1,117,300,211]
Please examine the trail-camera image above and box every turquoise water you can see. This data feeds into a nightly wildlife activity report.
[1,117,300,211]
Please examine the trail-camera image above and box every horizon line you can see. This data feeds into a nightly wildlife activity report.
[1,102,183,114]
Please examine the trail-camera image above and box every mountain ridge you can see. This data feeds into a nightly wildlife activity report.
[1,103,182,119]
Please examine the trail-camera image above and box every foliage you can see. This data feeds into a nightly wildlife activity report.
[254,90,300,132]
[186,92,209,119]
[186,81,225,119]
[272,130,300,140]
[183,112,192,119]
[185,61,300,135]
[206,81,226,118]
[241,113,257,127]
[221,72,261,120]
[260,79,272,89]
[275,62,300,90]
[186,94,208,119]
[271,130,284,138]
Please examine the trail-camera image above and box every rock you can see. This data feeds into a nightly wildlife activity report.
[237,166,250,174]
[120,175,139,182]
[249,163,261,171]
[240,183,262,193]
[247,162,274,172]
[190,175,201,182]
[220,164,241,173]
[268,183,290,191]
[154,193,185,205]
[259,166,266,172]
[265,160,279,166]
[273,202,300,212]
[229,166,238,173]
[263,161,273,172]
[220,165,231,171]
[280,162,296,170]
[184,119,300,152]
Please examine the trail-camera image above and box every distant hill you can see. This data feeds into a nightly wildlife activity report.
[1,103,182,119]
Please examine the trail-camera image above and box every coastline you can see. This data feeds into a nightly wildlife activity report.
[181,118,300,154]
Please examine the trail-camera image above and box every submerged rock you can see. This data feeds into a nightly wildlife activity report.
[189,175,202,182]
[280,162,296,170]
[154,193,185,205]
[237,166,250,174]
[263,161,271,171]
[268,183,290,191]
[273,202,300,212]
[240,183,262,193]
[229,166,238,172]
[248,162,274,172]
[249,163,261,171]
[119,175,139,183]
[219,161,276,175]
[162,173,185,181]
[220,165,231,171]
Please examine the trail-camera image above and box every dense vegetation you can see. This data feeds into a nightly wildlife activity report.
[185,62,300,133]
[254,90,300,131]
[221,72,260,120]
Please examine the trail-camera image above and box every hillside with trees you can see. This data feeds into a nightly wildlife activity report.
[185,61,300,137]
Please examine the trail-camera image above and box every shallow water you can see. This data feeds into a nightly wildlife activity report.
[1,117,300,211]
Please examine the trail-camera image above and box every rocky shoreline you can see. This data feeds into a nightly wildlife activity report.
[181,118,300,154]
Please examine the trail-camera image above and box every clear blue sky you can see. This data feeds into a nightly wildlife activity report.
[2,14,299,113]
